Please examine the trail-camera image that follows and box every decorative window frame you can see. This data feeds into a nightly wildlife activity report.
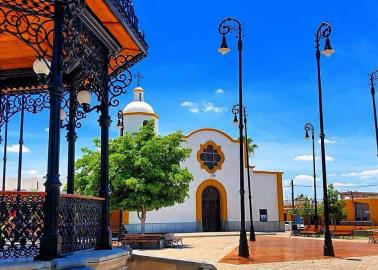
[196,141,225,174]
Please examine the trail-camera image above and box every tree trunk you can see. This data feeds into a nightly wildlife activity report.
[137,206,147,233]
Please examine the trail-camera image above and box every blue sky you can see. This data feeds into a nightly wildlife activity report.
[2,0,378,199]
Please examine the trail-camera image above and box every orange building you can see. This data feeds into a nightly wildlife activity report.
[342,197,378,226]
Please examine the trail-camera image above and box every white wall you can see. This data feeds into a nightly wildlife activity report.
[249,171,279,222]
[123,114,158,134]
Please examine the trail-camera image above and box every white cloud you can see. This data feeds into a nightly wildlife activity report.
[318,138,336,144]
[341,169,378,179]
[326,155,335,161]
[181,101,199,114]
[189,107,199,113]
[293,154,317,161]
[293,154,334,162]
[181,100,226,114]
[201,102,226,113]
[7,144,30,153]
[333,182,357,187]
[216,88,224,94]
[293,174,318,185]
[45,128,49,132]
[22,170,38,176]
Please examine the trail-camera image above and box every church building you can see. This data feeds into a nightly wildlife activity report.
[118,86,285,233]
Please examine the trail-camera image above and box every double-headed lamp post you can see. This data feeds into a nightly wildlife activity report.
[315,22,335,257]
[218,17,249,258]
[233,105,256,242]
[304,123,318,228]
[369,70,378,156]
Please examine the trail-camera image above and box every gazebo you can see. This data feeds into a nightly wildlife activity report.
[0,0,147,260]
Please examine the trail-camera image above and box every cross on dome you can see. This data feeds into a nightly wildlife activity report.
[135,71,144,87]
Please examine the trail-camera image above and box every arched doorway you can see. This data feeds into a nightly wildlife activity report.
[202,186,221,232]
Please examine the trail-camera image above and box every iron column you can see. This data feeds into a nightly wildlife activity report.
[304,123,318,227]
[2,100,9,191]
[243,109,256,242]
[17,96,25,191]
[315,22,335,257]
[66,91,77,194]
[97,48,112,250]
[38,0,64,260]
[218,18,249,257]
[369,70,378,157]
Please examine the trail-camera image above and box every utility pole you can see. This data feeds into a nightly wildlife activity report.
[291,179,295,224]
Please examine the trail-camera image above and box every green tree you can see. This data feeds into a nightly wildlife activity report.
[327,184,347,225]
[290,194,314,224]
[75,121,193,233]
[247,138,258,156]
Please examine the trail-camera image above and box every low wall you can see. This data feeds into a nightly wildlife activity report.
[306,225,378,231]
[125,221,284,233]
[130,254,216,270]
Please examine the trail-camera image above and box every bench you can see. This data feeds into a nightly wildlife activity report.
[299,226,322,237]
[165,233,183,247]
[369,231,378,243]
[120,234,162,249]
[299,230,318,237]
[331,230,354,239]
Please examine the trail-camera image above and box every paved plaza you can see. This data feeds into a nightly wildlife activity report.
[133,232,378,270]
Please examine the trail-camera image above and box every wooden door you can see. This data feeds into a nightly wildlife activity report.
[202,186,221,232]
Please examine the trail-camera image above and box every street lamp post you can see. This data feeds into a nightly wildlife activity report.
[369,70,378,157]
[233,105,256,242]
[218,17,249,257]
[116,109,124,233]
[304,123,318,228]
[117,110,124,137]
[315,22,335,257]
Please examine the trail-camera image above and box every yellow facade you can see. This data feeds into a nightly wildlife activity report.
[343,198,378,225]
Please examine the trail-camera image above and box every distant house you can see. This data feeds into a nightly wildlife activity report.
[341,191,378,226]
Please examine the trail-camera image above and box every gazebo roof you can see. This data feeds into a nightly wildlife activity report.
[0,0,148,85]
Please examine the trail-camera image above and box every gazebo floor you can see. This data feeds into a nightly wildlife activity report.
[0,248,130,270]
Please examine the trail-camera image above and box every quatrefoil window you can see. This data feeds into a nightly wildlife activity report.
[197,141,225,173]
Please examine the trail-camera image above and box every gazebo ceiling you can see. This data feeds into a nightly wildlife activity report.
[0,0,147,75]
[0,35,37,71]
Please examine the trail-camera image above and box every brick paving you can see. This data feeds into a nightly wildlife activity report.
[133,232,378,270]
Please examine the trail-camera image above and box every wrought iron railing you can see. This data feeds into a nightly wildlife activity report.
[59,194,104,254]
[109,0,148,50]
[0,192,45,259]
[0,192,104,259]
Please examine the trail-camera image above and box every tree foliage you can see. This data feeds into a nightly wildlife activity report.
[75,121,194,232]
[326,184,347,225]
[290,186,347,225]
[247,138,258,156]
[290,194,314,224]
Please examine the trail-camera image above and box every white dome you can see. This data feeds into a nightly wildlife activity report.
[122,86,155,115]
[123,101,155,114]
[121,86,159,134]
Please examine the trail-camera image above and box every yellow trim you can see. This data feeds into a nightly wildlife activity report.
[123,211,129,224]
[122,111,160,119]
[196,141,225,173]
[253,170,284,175]
[276,172,284,222]
[133,88,144,93]
[185,128,238,143]
[196,179,228,222]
